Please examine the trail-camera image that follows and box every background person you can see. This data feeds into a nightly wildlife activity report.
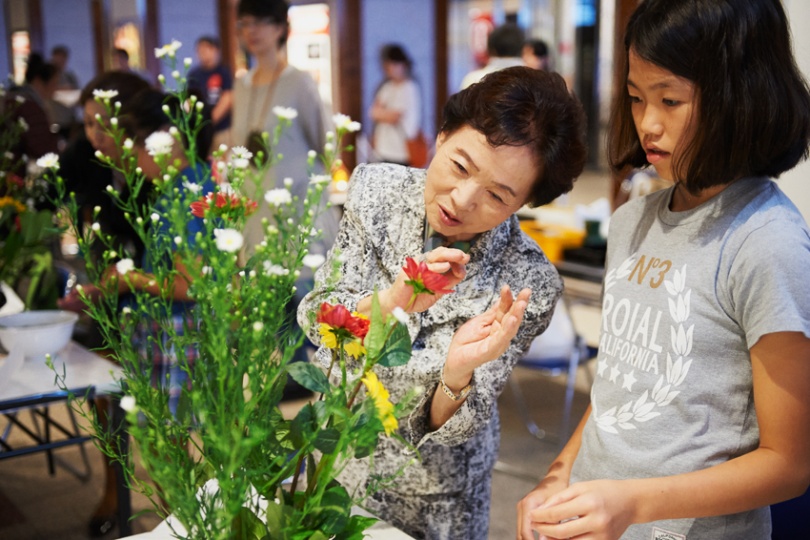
[369,43,422,166]
[299,66,587,540]
[460,23,525,90]
[518,1,810,538]
[522,38,550,71]
[187,35,233,150]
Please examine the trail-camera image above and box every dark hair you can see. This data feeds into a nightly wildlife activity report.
[120,88,213,162]
[487,24,525,58]
[441,66,586,207]
[380,43,412,75]
[51,45,70,58]
[237,0,289,46]
[608,0,810,190]
[196,35,221,49]
[24,53,57,84]
[524,39,549,59]
[114,48,129,61]
[79,70,152,107]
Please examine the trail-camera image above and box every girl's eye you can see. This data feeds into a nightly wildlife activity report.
[628,94,641,104]
[663,98,680,106]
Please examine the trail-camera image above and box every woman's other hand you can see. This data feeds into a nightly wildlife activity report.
[443,285,531,388]
[517,474,570,540]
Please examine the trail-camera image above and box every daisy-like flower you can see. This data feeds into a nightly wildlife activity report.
[155,39,182,59]
[263,262,289,276]
[316,302,370,356]
[214,228,244,252]
[0,196,26,213]
[119,395,137,412]
[144,131,174,157]
[302,253,326,270]
[190,192,258,218]
[332,113,361,133]
[116,258,135,275]
[361,371,398,435]
[309,174,331,185]
[264,188,292,206]
[92,89,119,101]
[183,179,203,194]
[272,106,298,120]
[35,152,59,170]
[391,307,409,325]
[402,256,454,309]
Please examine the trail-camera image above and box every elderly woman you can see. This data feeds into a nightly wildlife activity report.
[298,66,587,540]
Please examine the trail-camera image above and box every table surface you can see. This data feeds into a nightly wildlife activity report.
[0,341,122,408]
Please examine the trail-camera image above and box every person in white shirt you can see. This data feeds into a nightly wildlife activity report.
[460,23,525,90]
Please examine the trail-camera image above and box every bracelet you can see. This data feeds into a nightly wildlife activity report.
[439,370,472,402]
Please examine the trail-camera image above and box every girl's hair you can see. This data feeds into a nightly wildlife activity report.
[120,88,213,162]
[237,0,289,47]
[380,44,412,75]
[440,66,586,207]
[79,70,152,107]
[608,0,810,191]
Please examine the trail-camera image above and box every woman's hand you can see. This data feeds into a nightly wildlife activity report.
[517,474,570,540]
[58,284,102,312]
[442,285,530,388]
[379,247,469,315]
[526,480,638,540]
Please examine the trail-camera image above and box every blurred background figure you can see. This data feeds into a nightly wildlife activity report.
[5,53,59,164]
[187,35,233,150]
[111,48,153,85]
[460,22,525,90]
[522,38,550,71]
[49,44,80,90]
[369,43,422,166]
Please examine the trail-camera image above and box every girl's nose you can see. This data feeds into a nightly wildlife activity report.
[638,105,664,137]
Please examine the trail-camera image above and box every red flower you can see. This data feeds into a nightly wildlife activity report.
[190,192,258,218]
[402,257,454,296]
[316,302,369,340]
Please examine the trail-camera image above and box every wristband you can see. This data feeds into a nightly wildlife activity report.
[439,370,472,401]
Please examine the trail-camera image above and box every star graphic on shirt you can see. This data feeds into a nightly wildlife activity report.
[597,358,608,377]
[622,370,637,391]
[609,365,621,383]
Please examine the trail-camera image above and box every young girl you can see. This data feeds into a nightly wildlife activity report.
[518,1,810,539]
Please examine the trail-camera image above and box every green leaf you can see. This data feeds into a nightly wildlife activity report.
[363,290,386,360]
[289,403,318,447]
[264,500,284,538]
[287,362,329,393]
[334,515,379,540]
[312,485,351,535]
[313,427,341,454]
[377,322,412,368]
[232,505,267,540]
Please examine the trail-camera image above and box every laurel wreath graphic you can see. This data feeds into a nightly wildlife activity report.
[594,257,694,433]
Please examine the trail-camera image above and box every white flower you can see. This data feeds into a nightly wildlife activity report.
[116,258,135,275]
[263,261,289,276]
[201,266,212,275]
[18,117,28,131]
[283,177,293,188]
[182,180,202,194]
[184,57,192,68]
[35,152,59,170]
[119,395,137,412]
[144,131,174,157]
[272,106,298,120]
[309,174,331,185]
[214,228,243,252]
[121,306,132,315]
[332,113,361,132]
[218,182,235,195]
[264,188,292,206]
[123,139,134,150]
[391,307,409,325]
[302,253,326,270]
[252,321,264,332]
[307,150,317,159]
[155,39,182,59]
[92,89,119,100]
[231,157,250,170]
[174,236,182,246]
[91,222,101,232]
[231,146,253,159]
[150,212,160,222]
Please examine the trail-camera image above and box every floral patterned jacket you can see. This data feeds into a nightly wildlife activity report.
[298,163,562,519]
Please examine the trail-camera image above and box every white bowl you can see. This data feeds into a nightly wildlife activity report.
[0,310,79,358]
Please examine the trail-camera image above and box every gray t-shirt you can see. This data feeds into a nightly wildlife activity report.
[571,176,810,540]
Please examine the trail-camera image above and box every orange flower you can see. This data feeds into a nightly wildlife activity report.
[316,302,370,357]
[402,257,454,296]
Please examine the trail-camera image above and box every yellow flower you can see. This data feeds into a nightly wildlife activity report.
[344,339,366,359]
[361,371,398,435]
[0,196,26,213]
[318,323,338,349]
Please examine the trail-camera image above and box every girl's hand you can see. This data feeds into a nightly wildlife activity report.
[442,285,530,388]
[528,480,637,540]
[517,474,570,540]
[58,284,102,312]
[382,247,469,314]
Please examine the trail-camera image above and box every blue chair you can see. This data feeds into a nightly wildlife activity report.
[509,300,599,446]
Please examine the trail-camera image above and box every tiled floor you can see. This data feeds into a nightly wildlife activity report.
[0,169,611,539]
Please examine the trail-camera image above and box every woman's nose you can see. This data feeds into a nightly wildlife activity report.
[451,181,479,212]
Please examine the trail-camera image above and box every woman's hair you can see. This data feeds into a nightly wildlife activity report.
[79,70,152,107]
[120,88,213,162]
[237,0,289,47]
[380,44,412,74]
[24,53,57,84]
[608,0,810,191]
[440,66,586,207]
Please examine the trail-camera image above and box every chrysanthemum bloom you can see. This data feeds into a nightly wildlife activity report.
[190,192,258,218]
[402,257,454,296]
[316,302,369,357]
[361,371,398,435]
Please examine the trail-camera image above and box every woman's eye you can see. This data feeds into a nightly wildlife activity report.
[453,160,468,175]
[489,191,504,204]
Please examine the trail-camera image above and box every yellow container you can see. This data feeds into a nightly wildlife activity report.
[519,222,585,263]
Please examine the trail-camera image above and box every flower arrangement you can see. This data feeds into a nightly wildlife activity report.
[43,42,427,539]
[0,87,62,310]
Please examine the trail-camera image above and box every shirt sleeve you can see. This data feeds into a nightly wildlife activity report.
[400,80,421,140]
